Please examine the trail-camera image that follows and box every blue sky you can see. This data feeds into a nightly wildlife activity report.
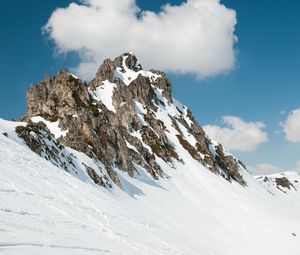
[0,0,299,173]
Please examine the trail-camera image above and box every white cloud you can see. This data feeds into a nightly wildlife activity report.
[282,108,300,142]
[295,160,300,173]
[250,161,300,176]
[249,163,283,176]
[203,116,268,151]
[44,0,237,80]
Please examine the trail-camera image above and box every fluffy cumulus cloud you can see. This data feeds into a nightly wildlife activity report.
[282,108,300,142]
[44,0,237,80]
[203,116,268,152]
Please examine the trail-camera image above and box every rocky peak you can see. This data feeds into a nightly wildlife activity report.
[90,53,141,86]
[22,52,247,189]
[25,68,89,122]
[89,53,172,107]
[118,52,142,71]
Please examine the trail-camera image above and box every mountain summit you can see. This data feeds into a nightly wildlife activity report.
[1,53,300,255]
[21,52,246,189]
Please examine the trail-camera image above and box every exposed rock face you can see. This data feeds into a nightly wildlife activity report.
[15,121,112,188]
[22,52,247,188]
[26,69,90,121]
[275,177,296,191]
[83,163,111,188]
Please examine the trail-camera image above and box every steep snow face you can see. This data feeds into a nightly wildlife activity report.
[256,172,300,213]
[1,121,300,255]
[89,80,117,112]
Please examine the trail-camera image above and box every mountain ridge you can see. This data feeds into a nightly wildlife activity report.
[19,52,247,189]
[1,53,300,254]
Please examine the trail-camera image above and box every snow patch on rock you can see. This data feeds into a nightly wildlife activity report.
[31,116,68,139]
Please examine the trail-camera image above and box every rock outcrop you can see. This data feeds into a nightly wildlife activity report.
[15,121,112,188]
[256,172,299,195]
[21,52,247,188]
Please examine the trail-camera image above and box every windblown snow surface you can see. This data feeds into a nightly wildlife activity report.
[0,118,300,255]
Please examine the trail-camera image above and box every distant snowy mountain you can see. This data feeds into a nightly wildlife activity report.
[0,53,300,254]
[256,171,300,213]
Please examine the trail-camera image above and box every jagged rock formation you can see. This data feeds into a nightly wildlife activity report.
[21,52,247,188]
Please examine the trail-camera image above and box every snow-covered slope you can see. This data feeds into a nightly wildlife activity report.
[1,119,300,255]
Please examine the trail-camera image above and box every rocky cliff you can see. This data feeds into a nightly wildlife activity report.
[20,52,247,188]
